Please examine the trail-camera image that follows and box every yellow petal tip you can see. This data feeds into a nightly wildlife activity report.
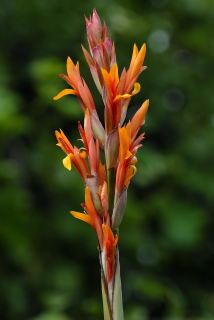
[62,155,72,171]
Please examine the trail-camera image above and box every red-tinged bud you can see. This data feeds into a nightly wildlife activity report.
[93,45,103,66]
[91,65,103,93]
[82,45,103,93]
[91,111,105,146]
[86,9,103,51]
[85,10,116,73]
[112,189,127,230]
[105,129,119,169]
[104,39,114,63]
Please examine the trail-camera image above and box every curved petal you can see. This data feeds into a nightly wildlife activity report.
[131,82,141,95]
[70,211,92,225]
[113,82,141,103]
[62,154,72,171]
[124,165,137,187]
[53,88,77,100]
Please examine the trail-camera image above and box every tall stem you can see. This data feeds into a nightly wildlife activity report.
[100,248,124,320]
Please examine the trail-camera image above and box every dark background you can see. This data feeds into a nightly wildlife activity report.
[0,0,214,319]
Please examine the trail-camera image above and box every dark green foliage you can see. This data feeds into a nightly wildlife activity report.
[0,0,213,319]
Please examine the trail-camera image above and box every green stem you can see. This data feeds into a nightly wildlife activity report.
[101,248,124,320]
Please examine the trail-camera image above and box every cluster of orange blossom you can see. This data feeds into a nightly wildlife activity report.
[54,9,149,294]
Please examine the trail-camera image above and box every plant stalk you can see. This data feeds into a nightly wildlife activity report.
[100,248,124,320]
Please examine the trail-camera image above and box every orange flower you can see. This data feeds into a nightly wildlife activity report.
[101,64,141,133]
[53,56,105,145]
[119,43,147,124]
[71,187,103,247]
[102,224,118,283]
[53,57,96,113]
[70,188,118,283]
[115,123,134,194]
[115,101,149,197]
[55,129,89,180]
[83,10,145,135]
[54,10,150,315]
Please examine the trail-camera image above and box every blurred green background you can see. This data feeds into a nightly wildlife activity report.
[0,0,214,319]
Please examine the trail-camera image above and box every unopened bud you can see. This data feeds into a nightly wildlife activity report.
[112,189,127,230]
[90,112,105,146]
[105,129,119,169]
[86,9,102,50]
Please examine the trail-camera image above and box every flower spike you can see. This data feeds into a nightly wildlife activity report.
[54,9,150,319]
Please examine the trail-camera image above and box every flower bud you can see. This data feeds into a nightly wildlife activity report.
[86,175,103,216]
[105,129,119,169]
[86,9,103,50]
[112,189,127,230]
[90,111,105,146]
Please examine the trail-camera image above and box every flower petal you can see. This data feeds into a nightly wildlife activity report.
[67,56,75,77]
[53,89,77,100]
[119,126,132,161]
[131,99,149,138]
[113,93,131,103]
[113,82,141,103]
[131,82,141,95]
[124,165,137,187]
[70,211,92,225]
[62,154,72,171]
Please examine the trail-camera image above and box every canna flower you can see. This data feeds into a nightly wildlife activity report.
[54,9,150,319]
[55,129,89,180]
[102,224,118,283]
[71,187,117,283]
[54,57,105,145]
[116,99,150,192]
[53,57,96,113]
[112,99,149,229]
[101,64,141,134]
[71,187,103,247]
[83,9,146,135]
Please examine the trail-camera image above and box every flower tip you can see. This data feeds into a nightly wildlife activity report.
[144,99,150,109]
[55,129,59,137]
[67,56,72,63]
[92,8,100,21]
[93,8,98,15]
[141,43,147,55]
